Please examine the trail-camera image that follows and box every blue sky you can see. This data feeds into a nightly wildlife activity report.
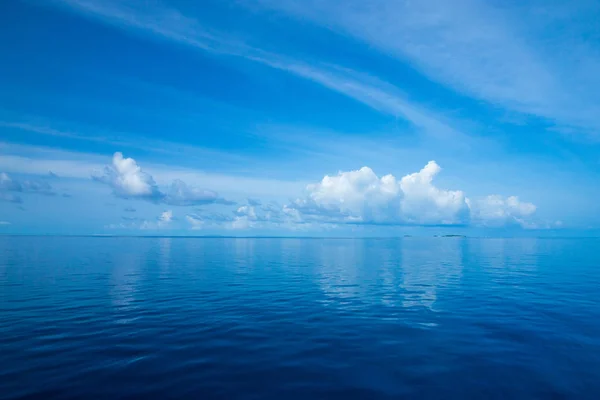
[1,0,600,236]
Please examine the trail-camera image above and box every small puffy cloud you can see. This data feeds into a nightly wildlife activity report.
[93,152,162,200]
[234,205,257,219]
[159,210,173,224]
[186,214,204,230]
[230,205,259,230]
[399,161,469,225]
[94,152,231,206]
[467,195,536,227]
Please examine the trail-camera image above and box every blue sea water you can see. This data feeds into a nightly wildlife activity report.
[1,237,600,399]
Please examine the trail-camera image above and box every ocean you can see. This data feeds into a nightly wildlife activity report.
[1,236,599,399]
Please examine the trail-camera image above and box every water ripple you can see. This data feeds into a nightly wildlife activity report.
[1,237,600,399]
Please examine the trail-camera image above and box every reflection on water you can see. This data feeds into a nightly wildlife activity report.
[401,238,463,311]
[311,239,465,315]
[315,240,364,304]
[1,237,600,399]
[158,238,171,274]
[109,247,145,323]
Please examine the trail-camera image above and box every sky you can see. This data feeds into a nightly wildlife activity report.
[1,0,600,236]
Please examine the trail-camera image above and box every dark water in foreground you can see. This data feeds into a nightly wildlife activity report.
[1,237,600,399]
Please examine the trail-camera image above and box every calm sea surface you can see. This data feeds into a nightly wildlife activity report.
[1,237,599,399]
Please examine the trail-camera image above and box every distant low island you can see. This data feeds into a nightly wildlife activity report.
[435,234,467,238]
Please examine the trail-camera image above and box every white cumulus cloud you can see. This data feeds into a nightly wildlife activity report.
[93,152,161,199]
[467,195,537,227]
[299,166,401,223]
[287,161,534,227]
[94,152,232,206]
[230,205,259,230]
[399,161,468,225]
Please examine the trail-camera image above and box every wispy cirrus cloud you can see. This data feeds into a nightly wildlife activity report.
[251,0,600,135]
[0,119,253,167]
[51,0,463,139]
[0,142,309,199]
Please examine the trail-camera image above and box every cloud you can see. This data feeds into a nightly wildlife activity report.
[186,201,280,230]
[158,210,173,225]
[186,211,236,230]
[108,210,174,230]
[53,0,461,139]
[93,152,162,200]
[0,221,11,225]
[0,173,20,192]
[261,202,284,221]
[282,199,356,224]
[247,198,262,206]
[399,161,468,225]
[163,180,222,206]
[94,152,231,206]
[297,166,401,223]
[256,0,600,135]
[0,142,307,199]
[1,172,56,195]
[231,217,252,230]
[96,159,540,230]
[233,205,258,219]
[0,172,57,203]
[186,214,204,230]
[124,207,136,212]
[230,204,259,229]
[467,195,537,227]
[287,161,532,227]
[0,192,23,204]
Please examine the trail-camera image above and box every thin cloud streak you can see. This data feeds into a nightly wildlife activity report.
[0,143,309,199]
[53,0,463,139]
[252,0,600,135]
